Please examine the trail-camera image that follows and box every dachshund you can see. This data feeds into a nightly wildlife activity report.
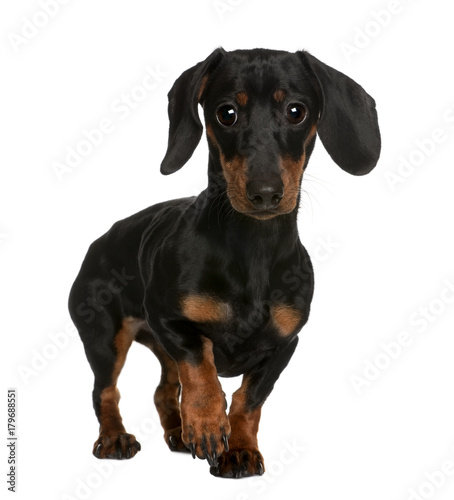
[68,47,380,478]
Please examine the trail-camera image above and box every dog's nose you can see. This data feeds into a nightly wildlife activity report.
[246,179,284,210]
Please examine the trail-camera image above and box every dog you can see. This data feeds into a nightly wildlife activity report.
[68,48,380,478]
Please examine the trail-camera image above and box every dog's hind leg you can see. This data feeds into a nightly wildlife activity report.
[91,317,143,459]
[135,330,188,453]
[71,295,142,460]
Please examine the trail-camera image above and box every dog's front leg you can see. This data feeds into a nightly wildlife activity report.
[211,337,299,478]
[174,335,231,466]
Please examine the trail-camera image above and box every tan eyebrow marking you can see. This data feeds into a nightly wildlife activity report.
[273,89,287,103]
[235,92,248,106]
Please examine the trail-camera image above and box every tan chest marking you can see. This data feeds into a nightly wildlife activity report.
[271,304,302,337]
[181,294,232,324]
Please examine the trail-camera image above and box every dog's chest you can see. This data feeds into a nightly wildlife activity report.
[179,292,303,376]
[177,245,313,344]
[180,293,302,340]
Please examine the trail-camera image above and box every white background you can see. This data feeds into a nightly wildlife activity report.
[2,1,454,499]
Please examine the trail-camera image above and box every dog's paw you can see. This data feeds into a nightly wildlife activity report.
[165,426,189,453]
[210,448,265,478]
[181,413,230,467]
[93,433,141,459]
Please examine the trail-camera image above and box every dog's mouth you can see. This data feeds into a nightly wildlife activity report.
[227,192,297,220]
[244,210,280,221]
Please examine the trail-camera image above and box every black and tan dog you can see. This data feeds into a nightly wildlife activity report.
[68,48,380,478]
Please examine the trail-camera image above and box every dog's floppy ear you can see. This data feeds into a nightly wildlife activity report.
[299,52,381,175]
[160,48,225,175]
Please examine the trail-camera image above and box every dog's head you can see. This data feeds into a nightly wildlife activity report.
[161,48,380,220]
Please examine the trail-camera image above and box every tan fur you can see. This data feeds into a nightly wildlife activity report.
[236,91,248,106]
[271,304,302,337]
[181,294,232,323]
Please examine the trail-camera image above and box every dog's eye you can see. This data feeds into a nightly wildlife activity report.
[286,103,307,125]
[216,106,237,127]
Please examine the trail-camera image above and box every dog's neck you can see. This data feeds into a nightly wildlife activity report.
[192,159,301,268]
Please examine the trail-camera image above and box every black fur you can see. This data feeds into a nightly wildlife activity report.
[69,47,380,476]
